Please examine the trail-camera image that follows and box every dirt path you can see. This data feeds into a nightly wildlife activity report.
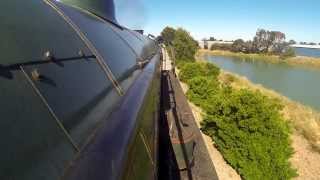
[291,134,320,180]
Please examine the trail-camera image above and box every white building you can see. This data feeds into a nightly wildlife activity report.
[198,40,233,49]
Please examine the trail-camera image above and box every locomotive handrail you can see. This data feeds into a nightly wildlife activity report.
[0,55,96,71]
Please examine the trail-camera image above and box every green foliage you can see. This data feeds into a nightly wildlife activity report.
[288,40,296,45]
[160,27,198,63]
[161,26,176,45]
[179,62,220,83]
[280,47,296,59]
[173,28,199,62]
[201,90,297,180]
[179,61,297,180]
[220,29,296,57]
[231,39,246,52]
[210,43,233,51]
[186,76,219,106]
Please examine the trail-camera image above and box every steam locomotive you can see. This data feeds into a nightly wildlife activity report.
[0,0,161,179]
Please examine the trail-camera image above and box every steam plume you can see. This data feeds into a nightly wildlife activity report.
[114,0,147,29]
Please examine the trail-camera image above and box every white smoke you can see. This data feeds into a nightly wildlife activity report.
[114,0,147,30]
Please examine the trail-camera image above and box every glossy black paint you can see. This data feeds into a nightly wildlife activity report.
[0,70,76,180]
[23,58,121,148]
[0,0,91,65]
[63,54,161,180]
[54,2,139,83]
[0,0,161,179]
[59,0,118,25]
[53,1,159,93]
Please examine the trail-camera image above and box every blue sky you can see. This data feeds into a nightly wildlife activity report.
[115,0,320,42]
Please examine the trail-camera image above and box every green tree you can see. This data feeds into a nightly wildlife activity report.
[161,26,176,45]
[172,28,198,62]
[209,37,216,41]
[231,39,245,52]
[288,40,296,45]
[253,29,286,53]
[243,40,255,53]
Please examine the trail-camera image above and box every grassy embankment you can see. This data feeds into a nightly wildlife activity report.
[198,49,320,69]
[178,62,298,179]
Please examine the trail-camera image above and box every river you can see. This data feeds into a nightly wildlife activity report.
[203,54,320,110]
[294,47,320,58]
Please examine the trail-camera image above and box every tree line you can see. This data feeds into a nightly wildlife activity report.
[209,29,296,58]
[299,41,320,45]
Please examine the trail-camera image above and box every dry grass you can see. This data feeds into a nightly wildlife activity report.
[198,49,320,69]
[287,56,320,68]
[218,71,320,152]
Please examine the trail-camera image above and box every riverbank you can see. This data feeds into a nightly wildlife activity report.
[198,49,320,69]
[218,71,320,179]
[179,63,320,179]
[178,62,299,179]
[219,71,320,151]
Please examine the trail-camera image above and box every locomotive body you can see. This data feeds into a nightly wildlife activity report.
[0,0,161,179]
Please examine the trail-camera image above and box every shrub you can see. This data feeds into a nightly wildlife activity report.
[186,76,220,107]
[210,43,233,51]
[201,89,297,180]
[205,63,221,78]
[178,61,297,180]
[231,39,246,52]
[179,62,220,83]
[280,47,296,59]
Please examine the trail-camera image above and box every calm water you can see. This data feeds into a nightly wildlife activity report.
[204,54,320,110]
[294,47,320,58]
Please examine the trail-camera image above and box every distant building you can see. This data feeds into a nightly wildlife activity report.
[198,40,233,49]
